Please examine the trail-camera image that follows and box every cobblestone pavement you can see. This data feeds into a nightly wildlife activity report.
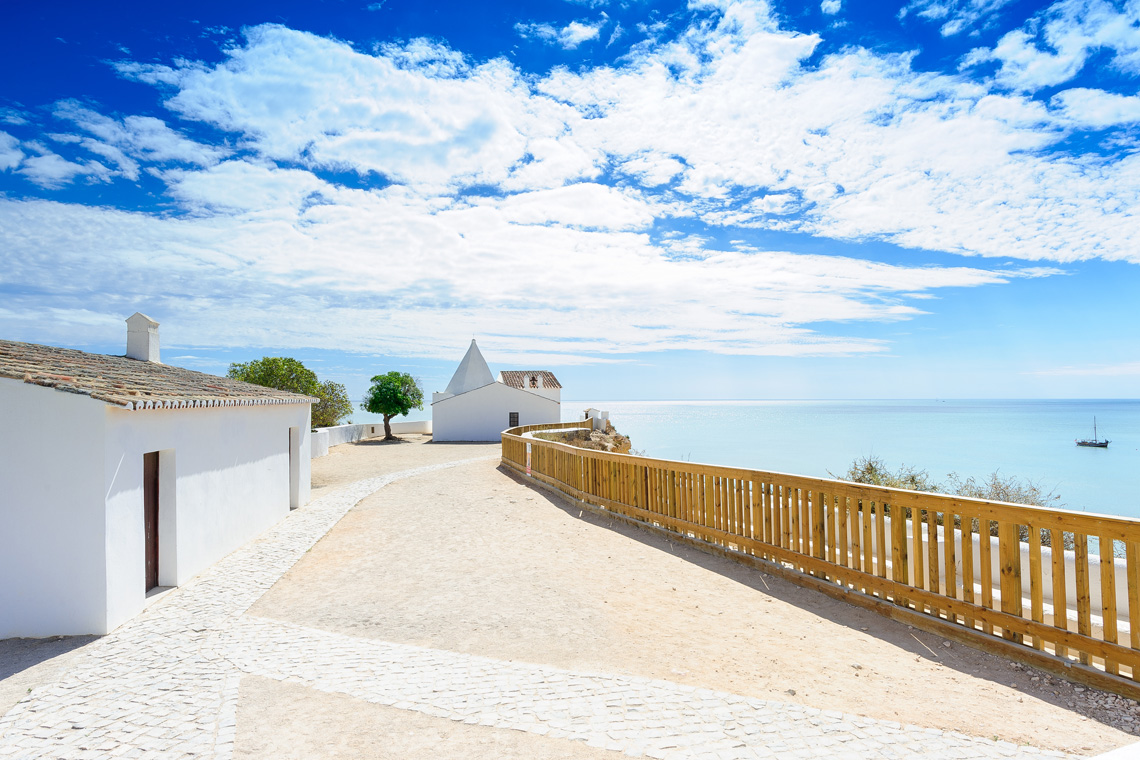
[0,458,1077,760]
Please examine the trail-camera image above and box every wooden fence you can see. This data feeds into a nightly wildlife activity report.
[502,422,1140,698]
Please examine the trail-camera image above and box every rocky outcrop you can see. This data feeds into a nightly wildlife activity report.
[534,421,632,454]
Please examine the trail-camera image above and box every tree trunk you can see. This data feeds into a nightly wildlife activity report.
[383,414,395,440]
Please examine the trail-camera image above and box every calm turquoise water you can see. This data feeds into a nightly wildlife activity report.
[563,400,1140,518]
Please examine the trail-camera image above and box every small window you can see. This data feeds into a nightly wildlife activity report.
[509,412,519,427]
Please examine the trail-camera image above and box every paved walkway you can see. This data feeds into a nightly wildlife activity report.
[0,457,1075,760]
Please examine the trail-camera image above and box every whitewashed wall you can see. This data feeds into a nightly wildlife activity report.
[311,420,433,457]
[432,383,559,441]
[0,380,109,637]
[0,376,311,637]
[102,403,310,630]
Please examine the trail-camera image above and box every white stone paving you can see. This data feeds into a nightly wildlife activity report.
[0,456,1078,760]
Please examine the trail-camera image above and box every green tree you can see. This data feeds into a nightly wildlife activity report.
[830,454,940,493]
[227,357,353,429]
[833,455,1072,549]
[228,357,318,396]
[360,371,424,440]
[312,380,353,429]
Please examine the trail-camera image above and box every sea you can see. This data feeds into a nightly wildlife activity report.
[562,400,1140,519]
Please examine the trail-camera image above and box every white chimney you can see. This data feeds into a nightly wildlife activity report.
[126,312,161,363]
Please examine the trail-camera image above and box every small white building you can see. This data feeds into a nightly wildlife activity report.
[431,340,561,441]
[0,314,314,637]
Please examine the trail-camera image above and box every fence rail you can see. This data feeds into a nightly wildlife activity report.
[502,423,1140,698]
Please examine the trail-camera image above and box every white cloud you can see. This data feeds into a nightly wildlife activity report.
[0,188,1028,360]
[7,2,1140,361]
[619,153,685,186]
[516,19,604,49]
[607,22,625,46]
[961,0,1140,91]
[0,108,28,126]
[488,183,656,230]
[121,25,591,192]
[16,151,109,188]
[901,0,1014,36]
[0,131,22,170]
[1051,86,1140,127]
[161,159,339,215]
[821,0,842,16]
[53,102,227,167]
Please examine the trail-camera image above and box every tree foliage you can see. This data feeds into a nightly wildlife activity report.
[227,356,353,429]
[228,357,318,396]
[360,371,424,439]
[833,455,1073,548]
[312,379,353,429]
[831,454,940,493]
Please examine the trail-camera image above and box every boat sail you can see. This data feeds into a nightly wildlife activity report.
[1076,417,1109,448]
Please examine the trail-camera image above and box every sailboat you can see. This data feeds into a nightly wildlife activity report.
[1076,417,1109,448]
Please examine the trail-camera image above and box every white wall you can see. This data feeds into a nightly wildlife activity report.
[312,420,433,456]
[531,386,560,403]
[0,380,109,637]
[391,420,432,435]
[432,383,559,441]
[102,403,311,631]
[311,428,330,458]
[841,511,1131,621]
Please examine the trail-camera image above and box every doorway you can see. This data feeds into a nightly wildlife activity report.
[289,426,301,510]
[143,451,159,591]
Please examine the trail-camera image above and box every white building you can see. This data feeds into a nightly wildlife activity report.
[0,314,314,637]
[431,340,561,441]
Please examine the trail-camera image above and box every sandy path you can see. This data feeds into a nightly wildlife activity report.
[248,457,1136,756]
[308,435,498,500]
[236,675,623,760]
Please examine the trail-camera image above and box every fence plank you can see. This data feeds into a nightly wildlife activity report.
[1029,527,1044,650]
[927,509,940,598]
[945,513,959,625]
[862,501,874,584]
[998,521,1022,642]
[837,494,850,570]
[1075,534,1091,665]
[1129,543,1140,661]
[1102,536,1120,676]
[913,509,926,603]
[1052,529,1069,659]
[980,521,994,635]
[962,518,975,630]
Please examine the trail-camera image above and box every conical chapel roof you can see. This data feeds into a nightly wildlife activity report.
[444,339,495,395]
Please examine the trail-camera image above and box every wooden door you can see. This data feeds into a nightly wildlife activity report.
[144,452,159,591]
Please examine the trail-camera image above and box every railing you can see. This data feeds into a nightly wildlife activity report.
[502,422,1140,698]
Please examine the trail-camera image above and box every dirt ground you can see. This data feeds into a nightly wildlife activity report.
[308,434,499,500]
[236,675,623,760]
[245,452,1138,756]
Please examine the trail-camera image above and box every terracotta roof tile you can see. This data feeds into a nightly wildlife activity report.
[499,370,562,390]
[0,340,315,411]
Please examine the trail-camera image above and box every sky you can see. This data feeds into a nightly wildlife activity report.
[1,0,1139,406]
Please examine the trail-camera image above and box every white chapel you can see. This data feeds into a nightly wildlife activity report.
[431,340,561,441]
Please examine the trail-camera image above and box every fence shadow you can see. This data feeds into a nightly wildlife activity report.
[498,462,1135,736]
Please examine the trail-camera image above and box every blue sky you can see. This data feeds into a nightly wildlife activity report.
[2,0,1139,407]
